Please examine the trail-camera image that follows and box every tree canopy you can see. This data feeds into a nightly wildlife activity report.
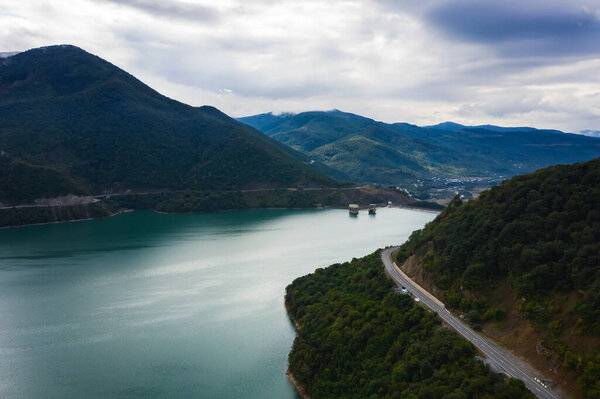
[286,252,533,399]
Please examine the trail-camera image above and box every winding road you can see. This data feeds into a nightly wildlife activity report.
[381,247,564,399]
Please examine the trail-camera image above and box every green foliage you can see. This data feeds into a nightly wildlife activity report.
[395,158,600,397]
[482,308,507,322]
[467,310,481,323]
[547,320,562,337]
[0,202,114,227]
[398,158,600,328]
[285,252,533,399]
[576,353,600,398]
[0,155,85,203]
[557,350,600,398]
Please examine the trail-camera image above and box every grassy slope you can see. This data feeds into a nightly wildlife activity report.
[395,158,600,398]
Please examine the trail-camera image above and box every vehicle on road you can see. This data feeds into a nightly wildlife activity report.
[381,247,562,399]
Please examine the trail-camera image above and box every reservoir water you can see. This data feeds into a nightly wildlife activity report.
[0,208,436,399]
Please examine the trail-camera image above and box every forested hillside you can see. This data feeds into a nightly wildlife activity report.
[239,111,600,199]
[0,45,337,205]
[396,158,600,398]
[286,252,533,399]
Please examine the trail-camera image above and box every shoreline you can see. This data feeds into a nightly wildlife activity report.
[284,301,310,399]
[285,302,301,330]
[2,204,439,229]
[286,369,310,399]
[152,203,440,216]
[0,209,133,230]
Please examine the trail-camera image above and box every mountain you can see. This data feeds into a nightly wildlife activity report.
[0,45,338,206]
[425,121,551,133]
[239,111,600,199]
[395,158,600,398]
[238,111,450,188]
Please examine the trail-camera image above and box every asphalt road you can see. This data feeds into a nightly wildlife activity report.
[381,247,564,399]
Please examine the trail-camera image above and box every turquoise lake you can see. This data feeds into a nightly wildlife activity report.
[0,208,436,398]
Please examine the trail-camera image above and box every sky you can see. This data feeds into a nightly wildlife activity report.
[1,0,600,133]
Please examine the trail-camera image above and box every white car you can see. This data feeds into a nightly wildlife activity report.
[415,297,420,302]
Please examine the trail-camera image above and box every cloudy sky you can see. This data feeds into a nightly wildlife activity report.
[2,0,600,133]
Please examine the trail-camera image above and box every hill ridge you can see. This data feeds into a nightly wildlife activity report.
[395,157,600,398]
[239,110,600,200]
[0,45,338,205]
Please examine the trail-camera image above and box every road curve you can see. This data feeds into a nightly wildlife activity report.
[381,247,564,399]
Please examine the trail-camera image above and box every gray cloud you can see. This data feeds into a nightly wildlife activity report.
[2,0,600,132]
[426,0,600,57]
[99,0,218,22]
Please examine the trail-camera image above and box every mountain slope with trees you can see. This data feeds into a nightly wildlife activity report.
[239,111,600,198]
[0,45,339,206]
[285,251,533,399]
[395,158,600,398]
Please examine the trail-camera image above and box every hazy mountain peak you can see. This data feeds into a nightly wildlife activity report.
[0,51,20,59]
[426,121,465,131]
[581,129,600,138]
[425,121,553,134]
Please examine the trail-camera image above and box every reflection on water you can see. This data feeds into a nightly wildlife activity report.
[0,208,435,399]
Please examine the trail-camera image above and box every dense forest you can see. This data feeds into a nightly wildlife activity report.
[0,202,115,227]
[286,252,533,399]
[395,158,600,398]
[0,45,338,206]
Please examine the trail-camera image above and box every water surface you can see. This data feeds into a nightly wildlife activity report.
[0,208,435,398]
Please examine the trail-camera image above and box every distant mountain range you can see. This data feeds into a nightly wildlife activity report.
[580,129,600,138]
[239,111,600,198]
[0,45,339,205]
[425,121,557,133]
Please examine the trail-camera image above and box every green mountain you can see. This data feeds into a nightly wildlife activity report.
[395,158,600,398]
[425,121,558,134]
[0,45,337,205]
[239,111,600,198]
